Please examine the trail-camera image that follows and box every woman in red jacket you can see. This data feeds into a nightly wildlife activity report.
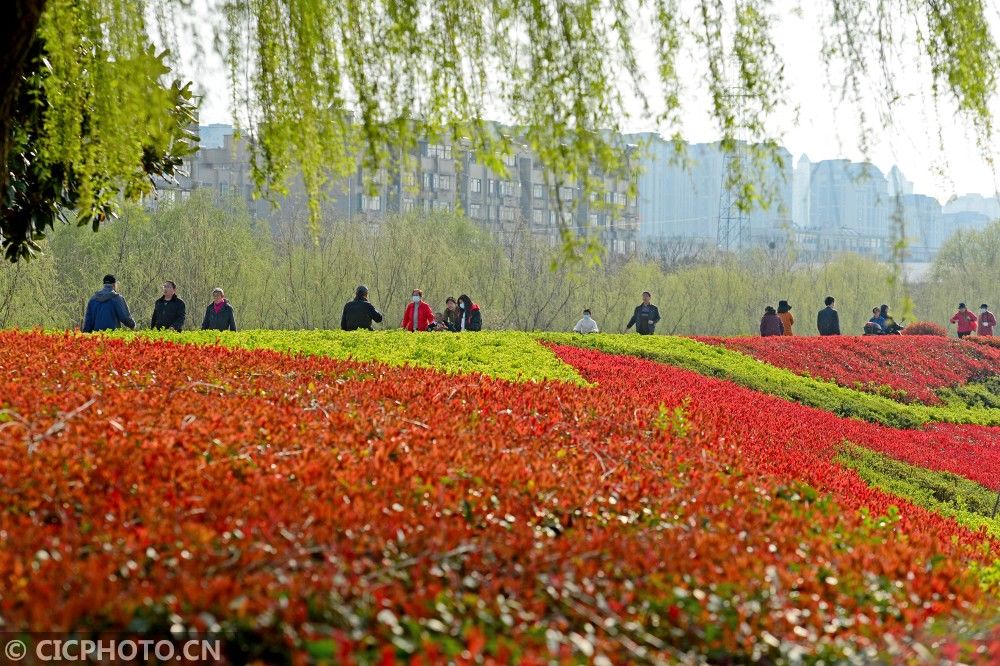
[401,289,436,332]
[950,303,978,339]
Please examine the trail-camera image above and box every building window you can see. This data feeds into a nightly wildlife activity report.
[471,178,482,193]
[488,180,496,195]
[402,172,417,188]
[433,201,451,212]
[589,213,599,226]
[438,174,452,190]
[402,198,416,212]
[500,206,516,221]
[423,172,432,190]
[559,186,575,201]
[532,208,544,224]
[469,204,482,218]
[533,184,544,199]
[361,194,381,211]
[425,143,452,159]
[500,181,515,197]
[504,153,517,168]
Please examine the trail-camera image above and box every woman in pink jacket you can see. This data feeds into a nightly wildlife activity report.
[401,289,436,332]
[950,303,978,339]
[979,304,997,337]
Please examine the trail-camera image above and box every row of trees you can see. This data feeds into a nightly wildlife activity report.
[0,191,993,336]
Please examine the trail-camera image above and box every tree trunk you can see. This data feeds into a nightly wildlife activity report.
[0,0,46,212]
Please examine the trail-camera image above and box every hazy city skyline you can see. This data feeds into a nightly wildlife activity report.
[176,1,1000,205]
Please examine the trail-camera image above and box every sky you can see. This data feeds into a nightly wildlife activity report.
[179,1,1000,204]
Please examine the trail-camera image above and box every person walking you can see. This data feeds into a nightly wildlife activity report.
[626,291,661,335]
[950,303,978,339]
[760,306,784,337]
[454,294,482,332]
[340,285,384,331]
[776,300,794,336]
[441,297,461,332]
[82,274,136,333]
[401,289,435,332]
[201,288,237,331]
[150,280,186,332]
[573,308,600,334]
[817,296,841,336]
[979,304,997,337]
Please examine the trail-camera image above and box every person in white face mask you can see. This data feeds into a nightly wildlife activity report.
[979,304,997,337]
[401,288,436,332]
[573,308,600,334]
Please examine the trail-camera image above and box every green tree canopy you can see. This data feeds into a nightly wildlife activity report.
[2,0,998,260]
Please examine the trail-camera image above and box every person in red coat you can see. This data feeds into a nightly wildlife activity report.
[979,304,997,337]
[950,303,978,339]
[401,289,435,332]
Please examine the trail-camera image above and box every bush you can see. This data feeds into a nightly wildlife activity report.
[903,321,948,337]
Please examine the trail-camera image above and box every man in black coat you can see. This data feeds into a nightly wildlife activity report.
[626,291,661,335]
[151,280,186,331]
[817,296,841,336]
[341,285,384,331]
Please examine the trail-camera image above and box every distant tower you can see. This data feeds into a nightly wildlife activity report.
[717,59,750,251]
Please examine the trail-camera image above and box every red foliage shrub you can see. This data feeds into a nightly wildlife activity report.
[0,331,993,662]
[903,321,948,337]
[696,335,1000,404]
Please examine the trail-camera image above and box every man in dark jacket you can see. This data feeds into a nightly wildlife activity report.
[626,291,661,335]
[341,285,384,331]
[817,296,841,336]
[82,275,136,333]
[201,288,237,331]
[151,280,186,332]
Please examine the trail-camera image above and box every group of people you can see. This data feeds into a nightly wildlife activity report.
[81,275,237,333]
[340,286,482,333]
[79,274,996,340]
[756,297,996,338]
[949,303,997,338]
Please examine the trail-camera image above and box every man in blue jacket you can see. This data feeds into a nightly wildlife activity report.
[82,275,136,333]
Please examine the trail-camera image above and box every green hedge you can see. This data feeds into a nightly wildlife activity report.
[116,329,586,385]
[541,333,1000,429]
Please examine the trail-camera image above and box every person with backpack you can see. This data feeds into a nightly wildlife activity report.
[760,306,784,337]
[979,304,997,337]
[776,300,794,336]
[82,274,136,333]
[573,308,600,334]
[341,285,383,331]
[950,303,978,339]
[150,280,186,332]
[626,291,661,335]
[402,289,435,332]
[817,296,841,336]
[201,287,237,331]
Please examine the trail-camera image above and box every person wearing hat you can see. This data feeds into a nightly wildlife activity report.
[950,303,978,339]
[760,306,784,337]
[82,274,136,333]
[201,287,237,331]
[978,304,996,337]
[341,285,384,331]
[776,300,794,336]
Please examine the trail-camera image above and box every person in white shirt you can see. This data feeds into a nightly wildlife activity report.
[573,308,600,334]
